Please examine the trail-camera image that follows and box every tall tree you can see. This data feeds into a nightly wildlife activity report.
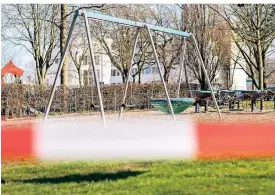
[93,5,153,83]
[60,4,69,87]
[1,4,60,85]
[182,5,231,90]
[59,4,105,86]
[132,31,155,84]
[146,5,183,83]
[211,4,275,90]
[68,24,89,86]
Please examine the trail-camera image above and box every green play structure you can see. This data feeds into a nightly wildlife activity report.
[150,98,195,114]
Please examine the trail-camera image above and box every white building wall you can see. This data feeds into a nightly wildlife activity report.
[46,36,248,89]
[230,42,247,90]
[231,68,247,90]
[109,63,185,84]
[46,39,112,87]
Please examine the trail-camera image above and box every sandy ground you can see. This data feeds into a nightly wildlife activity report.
[2,107,275,127]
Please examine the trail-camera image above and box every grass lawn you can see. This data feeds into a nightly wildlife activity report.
[2,158,275,195]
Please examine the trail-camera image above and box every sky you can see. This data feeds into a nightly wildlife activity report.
[2,38,36,82]
[2,43,33,68]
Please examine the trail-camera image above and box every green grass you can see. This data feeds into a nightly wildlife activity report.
[2,158,275,195]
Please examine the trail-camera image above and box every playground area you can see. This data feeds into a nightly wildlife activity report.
[2,5,275,195]
[2,109,275,195]
[2,108,275,127]
[3,87,275,195]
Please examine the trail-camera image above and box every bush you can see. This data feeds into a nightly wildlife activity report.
[1,83,190,118]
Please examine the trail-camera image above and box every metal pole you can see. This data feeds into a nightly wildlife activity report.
[145,25,175,121]
[190,34,222,119]
[177,38,187,98]
[179,38,193,98]
[184,48,193,98]
[43,14,78,121]
[118,28,141,122]
[83,13,106,127]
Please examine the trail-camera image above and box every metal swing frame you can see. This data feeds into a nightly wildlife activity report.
[43,10,221,127]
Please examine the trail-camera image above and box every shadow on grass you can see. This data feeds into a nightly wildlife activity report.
[13,170,146,184]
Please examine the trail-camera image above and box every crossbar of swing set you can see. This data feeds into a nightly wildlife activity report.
[76,10,191,38]
[43,10,221,126]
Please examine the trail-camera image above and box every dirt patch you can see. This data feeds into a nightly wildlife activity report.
[2,109,275,127]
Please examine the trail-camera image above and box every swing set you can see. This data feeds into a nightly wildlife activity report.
[43,10,221,126]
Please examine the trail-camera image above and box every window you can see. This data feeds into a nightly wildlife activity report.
[85,55,100,65]
[111,70,116,76]
[94,55,100,65]
[116,70,120,76]
[152,67,158,74]
[143,67,152,75]
[83,70,92,86]
[111,69,121,77]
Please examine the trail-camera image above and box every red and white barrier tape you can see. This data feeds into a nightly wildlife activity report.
[2,120,275,160]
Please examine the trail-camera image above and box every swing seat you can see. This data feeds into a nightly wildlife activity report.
[191,90,215,101]
[121,104,136,108]
[90,104,107,109]
[90,104,99,108]
[150,98,195,114]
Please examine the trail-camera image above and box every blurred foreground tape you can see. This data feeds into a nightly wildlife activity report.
[197,123,275,159]
[2,121,275,160]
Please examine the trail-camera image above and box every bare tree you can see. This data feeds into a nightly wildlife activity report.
[131,36,155,83]
[2,4,60,85]
[146,5,183,83]
[60,4,69,87]
[182,5,231,90]
[92,5,153,83]
[68,23,89,86]
[210,4,275,90]
[59,4,105,87]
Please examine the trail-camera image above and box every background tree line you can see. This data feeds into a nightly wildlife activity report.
[2,4,275,90]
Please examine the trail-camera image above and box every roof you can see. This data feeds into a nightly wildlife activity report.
[1,61,24,76]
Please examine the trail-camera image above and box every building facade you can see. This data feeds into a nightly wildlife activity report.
[46,38,112,87]
[47,37,250,91]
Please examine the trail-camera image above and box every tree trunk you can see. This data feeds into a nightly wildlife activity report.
[60,4,68,87]
[36,65,43,85]
[60,4,69,113]
[200,82,208,90]
[36,59,47,86]
[257,5,264,91]
[138,72,141,84]
[122,72,126,83]
[78,69,82,86]
[200,72,208,90]
[163,69,169,83]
